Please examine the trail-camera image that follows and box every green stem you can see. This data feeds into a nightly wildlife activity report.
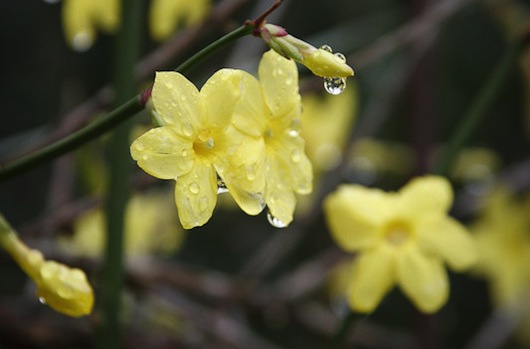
[0,24,254,184]
[96,0,142,348]
[432,39,522,176]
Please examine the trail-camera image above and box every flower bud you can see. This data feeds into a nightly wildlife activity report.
[259,23,354,78]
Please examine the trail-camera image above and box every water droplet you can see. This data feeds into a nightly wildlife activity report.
[319,44,333,53]
[291,149,301,163]
[324,77,347,95]
[142,154,149,161]
[334,52,346,62]
[38,297,47,305]
[217,177,228,194]
[199,196,209,212]
[181,149,188,157]
[135,143,145,151]
[72,31,93,52]
[285,77,293,85]
[246,166,256,181]
[267,211,288,228]
[181,122,194,137]
[289,130,299,137]
[180,94,187,101]
[165,81,174,89]
[189,182,200,194]
[204,138,215,149]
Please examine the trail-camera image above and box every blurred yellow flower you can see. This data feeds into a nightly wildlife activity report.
[324,176,477,313]
[149,0,210,41]
[471,187,530,306]
[62,0,119,51]
[131,69,265,229]
[61,191,184,258]
[232,50,313,226]
[301,86,357,173]
[0,215,93,317]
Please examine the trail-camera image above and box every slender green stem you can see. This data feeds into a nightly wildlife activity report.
[0,24,254,184]
[96,1,142,348]
[432,39,522,176]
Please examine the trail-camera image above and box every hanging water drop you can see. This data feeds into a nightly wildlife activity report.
[181,122,194,137]
[38,297,47,305]
[319,44,333,53]
[324,77,347,95]
[217,176,228,194]
[267,211,288,228]
[72,32,93,52]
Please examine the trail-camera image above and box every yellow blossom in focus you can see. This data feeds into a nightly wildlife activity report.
[259,24,354,78]
[324,176,477,313]
[232,50,313,226]
[150,0,210,41]
[471,187,530,306]
[62,0,120,51]
[61,191,184,258]
[0,215,93,317]
[131,69,265,229]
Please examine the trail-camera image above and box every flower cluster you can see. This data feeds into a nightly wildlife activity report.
[131,50,312,229]
[0,215,93,317]
[60,0,210,50]
[324,176,477,313]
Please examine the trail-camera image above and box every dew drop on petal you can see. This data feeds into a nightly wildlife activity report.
[334,52,347,62]
[319,44,333,53]
[324,77,347,95]
[291,149,301,163]
[180,94,187,102]
[72,31,93,52]
[142,154,149,161]
[165,81,174,89]
[189,182,200,194]
[134,143,145,152]
[267,211,288,228]
[181,122,194,137]
[39,297,47,305]
[181,149,188,157]
[217,177,228,194]
[199,196,209,212]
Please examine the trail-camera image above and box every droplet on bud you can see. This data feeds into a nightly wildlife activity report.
[334,52,346,62]
[267,211,288,228]
[319,44,333,53]
[324,77,347,95]
[217,176,228,194]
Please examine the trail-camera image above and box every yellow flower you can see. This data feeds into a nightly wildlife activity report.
[149,0,210,41]
[0,215,94,317]
[471,187,530,306]
[232,50,313,226]
[301,86,357,172]
[61,191,184,258]
[130,69,264,229]
[62,0,120,51]
[324,176,477,313]
[259,24,354,78]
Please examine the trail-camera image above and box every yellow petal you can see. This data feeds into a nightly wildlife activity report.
[223,183,265,216]
[348,246,396,313]
[265,155,297,226]
[259,50,301,118]
[324,184,389,252]
[200,69,242,130]
[149,0,209,41]
[417,217,478,271]
[130,127,193,180]
[231,71,268,137]
[62,0,96,51]
[274,134,313,194]
[94,0,119,32]
[397,248,448,313]
[174,160,217,229]
[152,72,201,135]
[400,176,453,216]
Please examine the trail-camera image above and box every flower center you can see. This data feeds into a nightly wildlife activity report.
[194,129,215,154]
[384,221,412,247]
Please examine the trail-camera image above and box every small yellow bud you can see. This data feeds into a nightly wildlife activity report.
[0,214,94,317]
[259,23,354,78]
